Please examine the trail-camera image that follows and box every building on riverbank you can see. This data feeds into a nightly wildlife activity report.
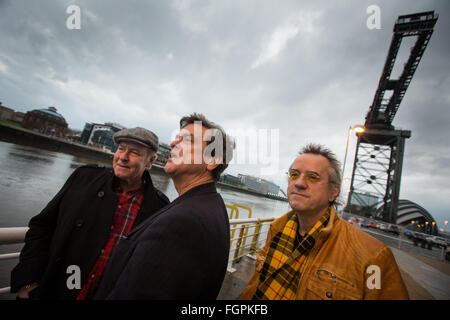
[155,142,170,167]
[79,122,126,153]
[0,102,25,126]
[238,174,280,195]
[22,107,68,137]
[0,102,14,121]
[219,174,244,187]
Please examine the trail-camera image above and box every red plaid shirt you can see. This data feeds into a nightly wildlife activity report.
[77,181,145,300]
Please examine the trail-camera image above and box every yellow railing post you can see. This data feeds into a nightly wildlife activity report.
[233,204,252,218]
[226,217,275,273]
[226,204,239,220]
[226,202,275,269]
[239,224,250,258]
[233,225,246,264]
[226,204,239,247]
[249,219,262,255]
[233,204,252,255]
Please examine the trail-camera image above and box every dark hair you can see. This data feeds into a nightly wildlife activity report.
[180,113,235,181]
[298,143,342,204]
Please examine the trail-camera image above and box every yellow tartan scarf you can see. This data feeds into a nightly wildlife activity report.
[253,208,330,300]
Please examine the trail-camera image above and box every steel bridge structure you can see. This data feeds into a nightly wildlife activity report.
[346,11,438,223]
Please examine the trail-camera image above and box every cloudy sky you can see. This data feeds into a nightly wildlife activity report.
[1,0,449,228]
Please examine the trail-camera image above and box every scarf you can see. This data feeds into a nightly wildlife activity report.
[253,208,330,300]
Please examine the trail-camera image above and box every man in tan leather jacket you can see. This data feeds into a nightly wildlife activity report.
[241,144,409,300]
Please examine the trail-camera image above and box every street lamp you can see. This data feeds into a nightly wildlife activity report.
[341,125,365,209]
[342,125,365,180]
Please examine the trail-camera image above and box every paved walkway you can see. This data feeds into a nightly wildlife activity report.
[391,247,450,300]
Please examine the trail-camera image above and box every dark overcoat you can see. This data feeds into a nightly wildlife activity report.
[10,165,170,299]
[94,182,230,300]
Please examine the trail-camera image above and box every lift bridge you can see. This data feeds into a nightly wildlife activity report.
[345,11,438,223]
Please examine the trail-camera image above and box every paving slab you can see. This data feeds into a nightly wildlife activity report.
[390,247,450,300]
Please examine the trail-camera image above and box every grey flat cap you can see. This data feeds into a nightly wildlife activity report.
[113,127,159,152]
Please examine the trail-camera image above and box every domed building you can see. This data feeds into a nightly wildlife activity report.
[376,199,438,235]
[22,107,68,137]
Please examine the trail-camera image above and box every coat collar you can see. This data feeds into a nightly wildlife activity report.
[109,168,154,193]
[104,167,165,229]
[270,206,339,243]
[174,182,217,202]
[149,181,217,215]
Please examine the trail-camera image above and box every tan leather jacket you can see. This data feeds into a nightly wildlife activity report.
[241,207,409,300]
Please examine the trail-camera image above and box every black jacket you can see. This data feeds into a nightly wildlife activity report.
[10,164,170,299]
[94,182,230,300]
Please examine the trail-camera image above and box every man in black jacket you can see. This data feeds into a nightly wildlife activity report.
[95,113,235,299]
[11,127,170,299]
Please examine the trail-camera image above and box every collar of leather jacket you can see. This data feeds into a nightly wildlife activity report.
[270,206,338,247]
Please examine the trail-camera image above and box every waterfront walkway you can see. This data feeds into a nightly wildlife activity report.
[391,248,450,300]
[218,247,450,300]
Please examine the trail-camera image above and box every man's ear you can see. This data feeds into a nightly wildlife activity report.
[146,153,157,168]
[205,156,220,172]
[329,184,340,203]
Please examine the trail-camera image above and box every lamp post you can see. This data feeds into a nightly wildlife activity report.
[342,125,365,181]
[341,125,365,210]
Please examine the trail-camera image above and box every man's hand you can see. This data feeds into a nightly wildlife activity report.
[17,283,39,299]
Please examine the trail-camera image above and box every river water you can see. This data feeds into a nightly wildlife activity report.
[0,140,289,295]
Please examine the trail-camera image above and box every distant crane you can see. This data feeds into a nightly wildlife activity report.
[345,11,438,223]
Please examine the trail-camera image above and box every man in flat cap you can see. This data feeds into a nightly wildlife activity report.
[11,127,170,300]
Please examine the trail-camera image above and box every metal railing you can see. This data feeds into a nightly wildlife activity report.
[225,203,275,271]
[227,203,253,252]
[227,217,274,272]
[362,227,447,261]
[0,227,28,294]
[0,213,274,295]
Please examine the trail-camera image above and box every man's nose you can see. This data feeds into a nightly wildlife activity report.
[294,175,308,189]
[119,150,130,161]
[170,136,181,148]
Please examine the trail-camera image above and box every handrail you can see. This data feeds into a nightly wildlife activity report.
[230,217,273,225]
[0,227,29,244]
[0,227,29,295]
[0,253,20,261]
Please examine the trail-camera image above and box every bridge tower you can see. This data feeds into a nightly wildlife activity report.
[346,11,438,223]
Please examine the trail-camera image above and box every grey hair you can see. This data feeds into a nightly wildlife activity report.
[298,143,342,204]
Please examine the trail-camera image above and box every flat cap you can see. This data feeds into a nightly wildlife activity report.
[113,127,159,152]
